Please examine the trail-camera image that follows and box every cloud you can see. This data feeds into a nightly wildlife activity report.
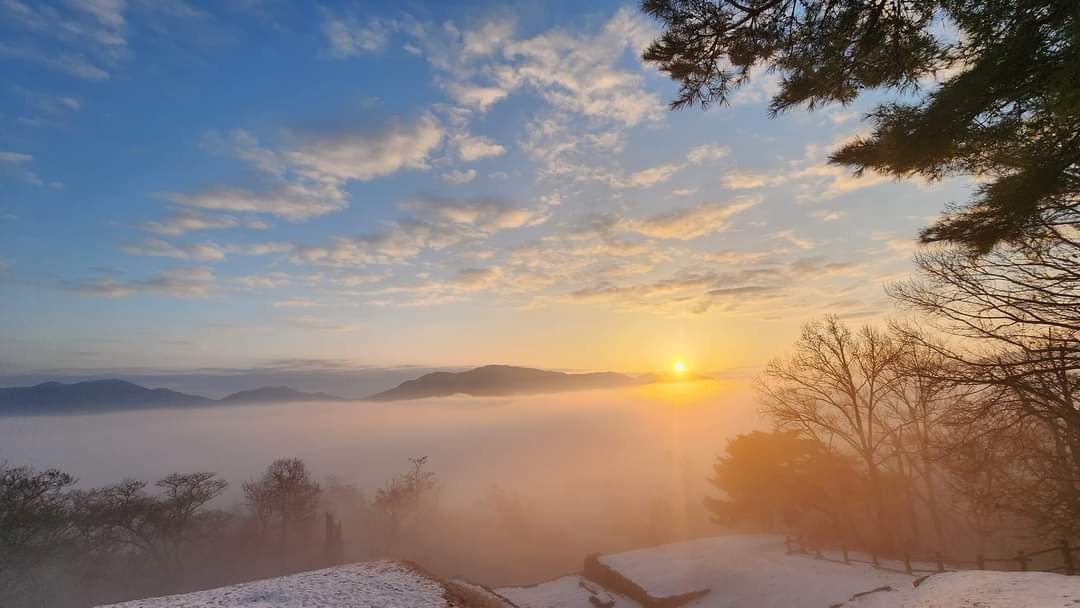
[0,150,48,185]
[273,298,319,308]
[165,182,347,221]
[795,163,889,199]
[68,267,216,299]
[613,164,682,189]
[0,0,126,80]
[0,151,32,163]
[234,273,292,289]
[165,114,444,225]
[418,8,661,126]
[141,210,267,236]
[686,144,729,165]
[441,169,477,184]
[402,196,548,233]
[722,171,784,190]
[296,196,547,268]
[13,88,82,126]
[68,277,136,298]
[321,11,391,57]
[124,239,226,262]
[773,229,817,250]
[286,113,444,182]
[452,132,505,161]
[122,239,292,262]
[135,267,216,297]
[202,129,286,177]
[622,198,759,240]
[284,315,363,332]
[812,209,846,221]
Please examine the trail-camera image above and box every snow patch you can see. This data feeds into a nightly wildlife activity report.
[843,570,1080,607]
[95,561,454,608]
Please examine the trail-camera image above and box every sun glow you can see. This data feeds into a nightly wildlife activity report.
[673,360,686,374]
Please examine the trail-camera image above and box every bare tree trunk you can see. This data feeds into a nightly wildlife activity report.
[896,453,922,548]
[921,461,947,551]
[866,459,894,552]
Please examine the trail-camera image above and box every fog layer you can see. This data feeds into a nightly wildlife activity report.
[1,380,761,585]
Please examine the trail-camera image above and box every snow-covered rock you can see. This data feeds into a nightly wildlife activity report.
[95,561,478,608]
[595,534,912,608]
[498,574,642,608]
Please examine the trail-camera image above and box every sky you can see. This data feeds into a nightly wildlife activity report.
[0,0,974,375]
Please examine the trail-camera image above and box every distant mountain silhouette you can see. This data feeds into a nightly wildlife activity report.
[220,386,340,404]
[0,379,213,415]
[0,380,342,416]
[365,365,642,401]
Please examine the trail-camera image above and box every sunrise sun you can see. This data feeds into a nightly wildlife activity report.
[673,360,686,374]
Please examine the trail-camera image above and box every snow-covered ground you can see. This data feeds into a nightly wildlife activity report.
[95,561,455,608]
[498,574,641,608]
[93,536,1080,607]
[844,570,1080,607]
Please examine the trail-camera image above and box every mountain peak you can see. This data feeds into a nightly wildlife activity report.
[365,365,641,402]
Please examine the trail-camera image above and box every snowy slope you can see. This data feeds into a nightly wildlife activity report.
[95,561,455,608]
[498,575,642,608]
[843,570,1080,607]
[597,534,912,608]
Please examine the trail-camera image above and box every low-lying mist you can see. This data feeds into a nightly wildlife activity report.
[1,380,761,587]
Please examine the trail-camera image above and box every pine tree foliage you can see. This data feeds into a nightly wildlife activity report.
[641,0,1080,252]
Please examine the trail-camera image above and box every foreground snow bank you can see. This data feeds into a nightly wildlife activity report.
[96,561,461,608]
[597,534,910,608]
[845,570,1080,607]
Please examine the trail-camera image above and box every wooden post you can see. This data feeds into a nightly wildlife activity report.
[1017,550,1028,572]
[976,553,984,570]
[785,536,792,555]
[935,551,944,573]
[815,543,823,558]
[798,536,805,553]
[871,552,879,569]
[1062,539,1074,576]
[842,546,849,563]
[903,551,913,575]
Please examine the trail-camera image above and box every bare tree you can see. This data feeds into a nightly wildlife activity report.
[757,316,903,549]
[881,328,973,550]
[891,220,1080,539]
[243,458,321,544]
[74,472,228,585]
[372,457,437,554]
[0,464,76,600]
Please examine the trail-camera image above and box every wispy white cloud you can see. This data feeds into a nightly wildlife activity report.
[441,169,477,184]
[68,266,216,298]
[622,198,759,240]
[286,113,444,183]
[165,182,348,221]
[416,8,661,126]
[141,209,267,236]
[321,10,392,57]
[452,132,505,161]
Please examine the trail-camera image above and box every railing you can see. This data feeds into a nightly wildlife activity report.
[784,535,1079,576]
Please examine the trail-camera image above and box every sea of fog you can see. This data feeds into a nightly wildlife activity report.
[0,380,765,584]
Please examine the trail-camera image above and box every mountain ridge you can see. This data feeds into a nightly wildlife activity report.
[0,380,340,416]
[364,364,645,401]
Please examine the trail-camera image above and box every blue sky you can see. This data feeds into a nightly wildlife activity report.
[0,0,973,374]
